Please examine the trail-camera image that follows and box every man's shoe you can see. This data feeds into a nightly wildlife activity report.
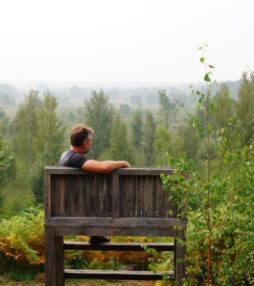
[89,236,110,244]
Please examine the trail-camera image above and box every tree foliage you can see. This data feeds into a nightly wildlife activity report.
[0,139,15,211]
[84,90,114,159]
[31,91,65,203]
[33,91,65,166]
[158,89,182,129]
[237,71,254,145]
[178,121,200,160]
[154,125,171,167]
[143,111,156,166]
[130,108,143,148]
[170,139,254,286]
[0,108,9,137]
[212,83,236,130]
[158,89,173,129]
[108,113,135,164]
[12,90,65,203]
[12,90,41,172]
[160,47,254,285]
[0,140,15,187]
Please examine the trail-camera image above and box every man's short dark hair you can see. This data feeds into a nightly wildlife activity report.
[70,124,94,147]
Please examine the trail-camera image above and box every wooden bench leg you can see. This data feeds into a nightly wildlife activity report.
[45,226,64,286]
[174,230,186,286]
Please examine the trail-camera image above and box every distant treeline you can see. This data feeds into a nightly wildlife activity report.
[0,80,240,107]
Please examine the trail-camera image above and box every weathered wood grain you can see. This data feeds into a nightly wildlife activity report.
[64,241,175,251]
[64,269,174,280]
[44,167,186,286]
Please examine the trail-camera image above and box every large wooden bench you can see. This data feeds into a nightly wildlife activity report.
[44,167,187,286]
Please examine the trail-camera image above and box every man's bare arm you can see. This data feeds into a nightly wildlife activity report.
[82,160,131,173]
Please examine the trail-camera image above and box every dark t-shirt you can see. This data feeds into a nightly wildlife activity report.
[59,149,87,169]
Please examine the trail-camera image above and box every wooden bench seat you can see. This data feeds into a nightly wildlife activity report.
[64,241,175,251]
[64,269,174,280]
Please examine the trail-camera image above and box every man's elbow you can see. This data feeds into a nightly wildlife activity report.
[99,164,112,173]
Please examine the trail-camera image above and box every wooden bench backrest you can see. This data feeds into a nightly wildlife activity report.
[44,167,176,219]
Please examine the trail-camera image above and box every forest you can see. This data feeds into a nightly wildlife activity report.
[0,57,253,285]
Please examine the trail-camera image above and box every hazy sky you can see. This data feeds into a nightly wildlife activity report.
[1,0,254,85]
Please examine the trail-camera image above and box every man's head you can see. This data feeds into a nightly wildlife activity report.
[70,124,94,153]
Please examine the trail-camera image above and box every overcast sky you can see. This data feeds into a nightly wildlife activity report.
[1,0,254,86]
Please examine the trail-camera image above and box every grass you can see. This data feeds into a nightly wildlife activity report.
[0,275,155,286]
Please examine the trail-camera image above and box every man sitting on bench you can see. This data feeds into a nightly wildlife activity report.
[59,123,131,244]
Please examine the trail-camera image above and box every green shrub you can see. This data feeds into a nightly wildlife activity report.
[0,205,45,270]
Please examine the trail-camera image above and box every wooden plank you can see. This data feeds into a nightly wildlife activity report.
[134,175,139,216]
[84,174,91,216]
[59,176,65,216]
[45,217,187,228]
[45,217,187,237]
[174,230,186,286]
[44,169,51,218]
[130,175,137,216]
[63,176,71,216]
[70,176,79,215]
[78,176,86,216]
[142,175,151,217]
[54,235,64,286]
[44,166,175,176]
[120,175,129,216]
[112,174,119,218]
[89,173,97,216]
[45,227,55,286]
[136,175,142,217]
[101,174,112,216]
[149,176,156,217]
[117,168,175,176]
[45,227,64,286]
[53,227,179,237]
[51,176,60,217]
[64,269,174,280]
[64,241,175,251]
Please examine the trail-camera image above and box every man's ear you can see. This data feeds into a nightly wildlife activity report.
[82,139,87,147]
